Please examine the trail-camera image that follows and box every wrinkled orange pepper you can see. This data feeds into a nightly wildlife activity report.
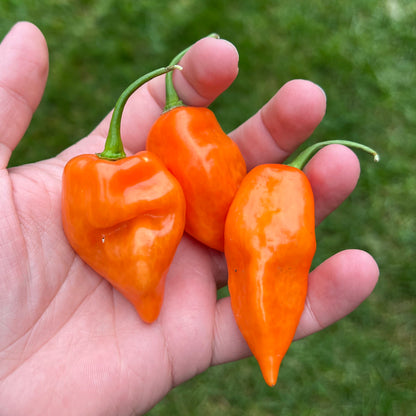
[146,38,246,251]
[62,66,186,323]
[224,140,379,386]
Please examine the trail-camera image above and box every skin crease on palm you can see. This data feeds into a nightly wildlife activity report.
[0,22,379,416]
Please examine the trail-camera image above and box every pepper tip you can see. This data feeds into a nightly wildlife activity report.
[258,354,282,387]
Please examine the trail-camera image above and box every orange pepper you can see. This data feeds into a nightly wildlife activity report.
[224,140,379,386]
[146,38,246,252]
[62,66,186,323]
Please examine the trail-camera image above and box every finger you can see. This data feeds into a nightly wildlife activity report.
[164,37,239,107]
[304,144,361,225]
[211,296,251,365]
[0,22,49,168]
[295,249,379,339]
[159,237,219,386]
[230,79,327,170]
[89,36,239,155]
[211,249,379,365]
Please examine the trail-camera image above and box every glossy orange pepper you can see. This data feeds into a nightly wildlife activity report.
[224,140,379,386]
[62,66,186,323]
[146,38,246,252]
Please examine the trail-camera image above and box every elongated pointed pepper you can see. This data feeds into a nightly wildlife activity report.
[146,37,247,251]
[62,66,186,323]
[224,140,379,386]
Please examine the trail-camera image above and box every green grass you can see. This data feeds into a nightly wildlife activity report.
[1,0,415,414]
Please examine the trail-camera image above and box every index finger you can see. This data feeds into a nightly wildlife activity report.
[86,36,239,155]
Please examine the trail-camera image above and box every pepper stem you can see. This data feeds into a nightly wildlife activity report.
[97,65,182,160]
[164,33,220,112]
[288,140,380,170]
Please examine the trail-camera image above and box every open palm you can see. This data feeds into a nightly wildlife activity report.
[0,22,379,416]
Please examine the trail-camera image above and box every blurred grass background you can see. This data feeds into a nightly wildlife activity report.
[1,0,415,414]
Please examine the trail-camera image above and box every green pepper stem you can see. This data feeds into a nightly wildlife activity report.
[97,65,182,160]
[164,33,220,112]
[288,139,380,170]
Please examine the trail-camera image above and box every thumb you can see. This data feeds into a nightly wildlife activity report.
[0,21,49,169]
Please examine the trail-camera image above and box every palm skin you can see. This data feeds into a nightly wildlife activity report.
[0,22,379,416]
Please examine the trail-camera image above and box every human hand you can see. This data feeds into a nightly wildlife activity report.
[0,22,379,415]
